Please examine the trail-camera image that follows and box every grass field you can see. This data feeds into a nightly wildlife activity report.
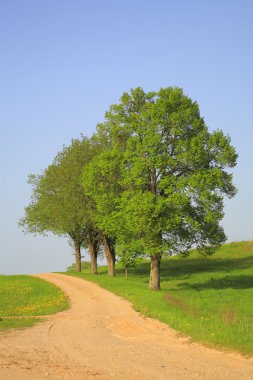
[66,241,253,356]
[0,275,69,331]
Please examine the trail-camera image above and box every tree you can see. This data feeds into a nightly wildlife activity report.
[89,87,237,289]
[20,136,101,273]
[117,247,144,280]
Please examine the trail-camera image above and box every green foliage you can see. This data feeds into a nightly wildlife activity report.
[20,136,101,247]
[83,87,237,266]
[20,86,237,286]
[66,241,253,355]
[82,146,123,240]
[0,275,69,331]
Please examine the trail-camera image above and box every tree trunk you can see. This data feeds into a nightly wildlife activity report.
[125,265,128,280]
[149,168,157,194]
[88,240,98,274]
[103,236,116,276]
[149,254,161,290]
[74,240,82,272]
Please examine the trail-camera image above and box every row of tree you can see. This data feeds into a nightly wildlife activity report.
[19,87,237,289]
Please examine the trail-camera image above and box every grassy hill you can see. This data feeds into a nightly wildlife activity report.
[0,275,69,331]
[66,241,253,356]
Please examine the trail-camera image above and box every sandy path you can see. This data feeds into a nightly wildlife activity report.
[0,273,252,380]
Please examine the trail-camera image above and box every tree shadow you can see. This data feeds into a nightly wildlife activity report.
[130,255,253,286]
[132,256,253,277]
[177,274,253,290]
[159,256,253,278]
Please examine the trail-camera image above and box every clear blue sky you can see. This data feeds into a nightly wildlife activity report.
[1,0,252,274]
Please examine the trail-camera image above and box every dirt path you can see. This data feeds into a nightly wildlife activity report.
[0,273,252,380]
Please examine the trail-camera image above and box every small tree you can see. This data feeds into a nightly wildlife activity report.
[117,247,144,279]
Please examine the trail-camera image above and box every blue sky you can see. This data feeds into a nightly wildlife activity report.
[1,0,252,274]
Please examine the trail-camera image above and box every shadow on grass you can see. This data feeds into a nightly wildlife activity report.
[178,275,253,290]
[126,255,253,290]
[132,256,253,278]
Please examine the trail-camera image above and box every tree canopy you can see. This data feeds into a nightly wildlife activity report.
[20,86,237,290]
[82,87,237,289]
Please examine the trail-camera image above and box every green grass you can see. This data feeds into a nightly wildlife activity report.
[66,241,253,356]
[0,275,69,331]
[0,318,39,330]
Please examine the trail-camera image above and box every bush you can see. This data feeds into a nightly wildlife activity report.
[66,261,91,272]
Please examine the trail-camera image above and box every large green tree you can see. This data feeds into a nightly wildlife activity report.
[20,136,101,273]
[86,87,237,289]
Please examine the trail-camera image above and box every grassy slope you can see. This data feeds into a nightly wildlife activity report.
[0,275,69,331]
[66,241,253,356]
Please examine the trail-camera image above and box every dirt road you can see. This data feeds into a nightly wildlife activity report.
[0,273,252,379]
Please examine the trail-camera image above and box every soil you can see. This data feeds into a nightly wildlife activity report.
[0,273,252,379]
